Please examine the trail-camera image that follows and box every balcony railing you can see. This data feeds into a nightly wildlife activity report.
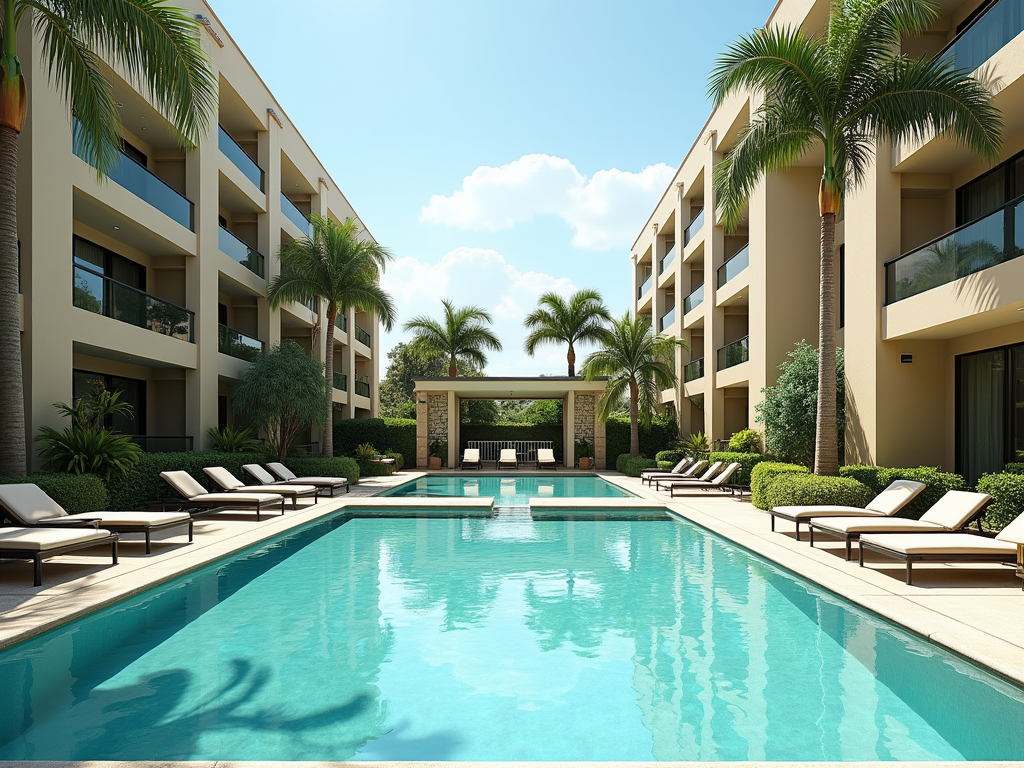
[717,336,749,371]
[354,326,372,346]
[637,273,653,300]
[128,435,194,453]
[355,374,371,398]
[73,264,194,342]
[717,244,750,288]
[683,358,704,382]
[339,315,348,332]
[659,245,677,275]
[218,125,264,191]
[333,371,348,391]
[683,207,705,246]
[938,0,1023,75]
[303,297,319,314]
[659,306,676,332]
[218,324,264,362]
[218,226,265,278]
[885,196,1024,304]
[683,283,705,314]
[73,124,193,230]
[281,193,313,237]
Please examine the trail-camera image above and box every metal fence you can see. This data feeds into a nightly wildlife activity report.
[466,440,554,464]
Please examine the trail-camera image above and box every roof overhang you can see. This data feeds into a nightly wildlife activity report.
[412,376,608,400]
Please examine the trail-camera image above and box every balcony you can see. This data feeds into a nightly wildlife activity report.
[885,196,1024,304]
[218,226,265,278]
[683,208,705,246]
[683,358,704,382]
[73,264,194,342]
[637,273,653,300]
[659,245,677,275]
[659,306,676,332]
[333,371,348,390]
[938,0,1023,75]
[339,315,348,332]
[717,336,749,370]
[355,374,371,398]
[218,324,264,362]
[128,435,194,453]
[683,283,705,314]
[218,125,264,191]
[281,193,313,237]
[354,326,372,347]
[717,244,749,288]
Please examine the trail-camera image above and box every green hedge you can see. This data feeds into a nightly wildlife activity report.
[655,449,687,465]
[763,473,874,510]
[357,458,395,477]
[838,465,965,519]
[0,473,109,514]
[605,415,678,461]
[1003,463,1024,475]
[285,457,361,485]
[461,423,564,461]
[751,462,809,510]
[709,452,770,486]
[334,417,416,468]
[616,454,657,477]
[657,460,675,469]
[975,472,1024,531]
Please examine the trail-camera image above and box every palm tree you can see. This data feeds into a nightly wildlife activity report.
[523,289,613,376]
[404,299,502,378]
[581,313,686,457]
[709,0,1001,476]
[268,215,396,458]
[0,2,217,476]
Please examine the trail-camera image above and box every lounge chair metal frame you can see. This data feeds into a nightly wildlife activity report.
[161,473,287,521]
[0,531,119,586]
[858,534,1015,585]
[536,449,557,471]
[243,464,347,497]
[0,510,191,555]
[265,463,350,495]
[497,449,519,471]
[460,449,482,471]
[641,458,699,486]
[662,463,741,498]
[204,467,318,509]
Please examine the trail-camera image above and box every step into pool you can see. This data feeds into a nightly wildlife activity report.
[383,474,634,505]
[1,512,1022,761]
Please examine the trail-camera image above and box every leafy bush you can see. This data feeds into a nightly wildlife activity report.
[107,451,270,510]
[334,417,416,467]
[975,472,1024,531]
[358,458,396,477]
[0,473,108,514]
[355,443,377,458]
[286,456,360,484]
[728,428,762,454]
[750,461,809,510]
[616,454,657,477]
[839,465,966,519]
[35,426,141,480]
[657,461,675,469]
[763,473,873,510]
[708,451,770,485]
[605,415,678,462]
[680,431,710,460]
[656,449,687,465]
[1003,462,1024,475]
[385,451,404,471]
[207,426,261,453]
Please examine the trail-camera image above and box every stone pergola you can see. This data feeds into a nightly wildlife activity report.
[412,376,609,469]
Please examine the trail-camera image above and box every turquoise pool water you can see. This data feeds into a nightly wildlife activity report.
[2,513,1023,761]
[383,474,633,505]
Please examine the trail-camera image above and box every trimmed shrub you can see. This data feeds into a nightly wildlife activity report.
[763,473,873,510]
[975,472,1024,531]
[334,417,416,468]
[728,429,762,454]
[616,453,630,473]
[750,462,809,510]
[657,461,675,469]
[839,465,966,519]
[0,473,108,514]
[605,415,678,462]
[616,454,657,477]
[1003,462,1024,475]
[385,450,404,471]
[655,449,687,465]
[708,452,770,486]
[357,458,395,477]
[286,457,360,485]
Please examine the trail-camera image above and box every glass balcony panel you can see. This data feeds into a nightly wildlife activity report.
[333,372,348,390]
[683,208,705,245]
[218,226,265,278]
[683,358,705,382]
[355,375,371,398]
[717,244,750,287]
[940,0,1024,74]
[717,336,750,370]
[339,315,348,332]
[281,193,313,236]
[637,273,653,300]
[659,306,676,332]
[218,126,264,191]
[218,324,264,362]
[683,283,705,314]
[659,245,677,274]
[73,265,193,342]
[355,326,372,346]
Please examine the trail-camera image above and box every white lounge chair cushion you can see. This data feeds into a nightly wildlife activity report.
[859,533,1017,556]
[917,490,992,529]
[0,527,113,551]
[85,511,191,527]
[161,470,208,499]
[192,492,282,504]
[463,449,480,462]
[864,480,927,515]
[814,517,947,535]
[0,484,70,523]
[235,484,315,495]
[242,464,279,484]
[994,512,1024,545]
[292,477,346,485]
[499,449,517,463]
[204,466,248,491]
[538,449,556,463]
[775,505,888,520]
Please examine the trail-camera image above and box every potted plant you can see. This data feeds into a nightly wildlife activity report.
[575,439,594,470]
[428,440,446,469]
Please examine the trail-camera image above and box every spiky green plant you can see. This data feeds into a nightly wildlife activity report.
[207,426,261,454]
[523,289,613,376]
[404,299,502,377]
[35,426,141,479]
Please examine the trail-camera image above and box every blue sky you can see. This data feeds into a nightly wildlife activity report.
[210,0,770,375]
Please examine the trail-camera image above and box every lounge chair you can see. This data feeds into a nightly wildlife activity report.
[641,457,695,485]
[160,470,286,520]
[537,448,557,470]
[858,506,1024,585]
[265,462,350,495]
[769,480,926,541]
[0,483,193,554]
[0,526,118,586]
[642,458,704,487]
[808,490,992,560]
[497,448,519,470]
[655,461,722,491]
[662,462,742,497]
[242,464,344,498]
[203,467,318,509]
[461,448,481,470]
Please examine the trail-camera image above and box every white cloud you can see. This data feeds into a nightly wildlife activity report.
[420,154,675,251]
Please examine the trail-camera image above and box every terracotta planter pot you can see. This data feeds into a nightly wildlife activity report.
[428,456,442,469]
[578,457,593,470]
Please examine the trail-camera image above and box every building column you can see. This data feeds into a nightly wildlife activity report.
[415,392,428,468]
[447,389,457,468]
[564,391,575,467]
[703,131,727,444]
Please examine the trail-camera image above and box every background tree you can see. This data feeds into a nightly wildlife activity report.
[232,341,329,461]
[710,0,1001,475]
[523,289,612,376]
[268,215,396,458]
[581,313,686,457]
[404,299,502,378]
[0,1,217,476]
[379,341,484,418]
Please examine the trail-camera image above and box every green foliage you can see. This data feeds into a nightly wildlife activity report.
[838,465,966,519]
[461,423,564,461]
[54,384,135,431]
[975,472,1024,531]
[428,441,448,465]
[657,461,675,469]
[728,428,762,454]
[680,431,710,460]
[709,452,770,485]
[355,443,377,458]
[655,449,688,465]
[605,415,677,462]
[232,341,329,461]
[379,342,483,418]
[523,289,613,376]
[756,342,845,467]
[616,454,658,477]
[385,451,405,471]
[575,439,594,459]
[404,298,502,375]
[358,458,396,477]
[0,473,109,514]
[286,456,360,484]
[333,417,416,468]
[750,461,809,510]
[1003,462,1024,475]
[763,474,874,511]
[207,426,261,453]
[35,426,141,480]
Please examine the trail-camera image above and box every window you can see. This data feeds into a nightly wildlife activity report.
[73,236,145,290]
[956,343,1024,484]
[120,138,147,167]
[956,149,1024,226]
[72,370,146,435]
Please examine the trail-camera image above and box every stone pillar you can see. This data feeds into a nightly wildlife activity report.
[415,393,428,468]
[427,392,448,467]
[447,390,457,468]
[564,392,575,467]
[574,393,599,469]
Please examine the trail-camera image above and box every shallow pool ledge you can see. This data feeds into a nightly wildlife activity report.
[1,760,1023,768]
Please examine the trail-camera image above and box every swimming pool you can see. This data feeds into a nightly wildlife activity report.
[383,474,634,505]
[1,512,1023,761]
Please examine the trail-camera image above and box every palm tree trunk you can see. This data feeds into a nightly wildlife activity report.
[567,343,575,377]
[323,309,336,458]
[449,357,457,377]
[629,378,640,456]
[814,211,839,476]
[0,124,25,476]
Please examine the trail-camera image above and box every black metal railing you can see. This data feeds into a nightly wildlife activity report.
[717,244,749,288]
[354,326,371,346]
[333,371,347,390]
[128,435,194,453]
[683,283,705,314]
[717,336,749,370]
[218,125,264,191]
[281,193,313,236]
[683,358,704,382]
[354,375,371,398]
[73,264,194,342]
[218,226,265,278]
[659,244,677,274]
[683,207,705,246]
[218,324,264,362]
[937,0,1023,75]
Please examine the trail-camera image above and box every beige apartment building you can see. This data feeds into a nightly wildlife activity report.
[17,1,380,466]
[633,0,1024,483]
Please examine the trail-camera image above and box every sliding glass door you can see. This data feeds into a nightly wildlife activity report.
[957,343,1024,483]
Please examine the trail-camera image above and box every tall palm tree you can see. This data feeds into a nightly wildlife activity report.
[404,299,502,378]
[709,0,1001,476]
[523,289,613,376]
[268,215,396,458]
[581,313,686,457]
[0,1,217,476]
